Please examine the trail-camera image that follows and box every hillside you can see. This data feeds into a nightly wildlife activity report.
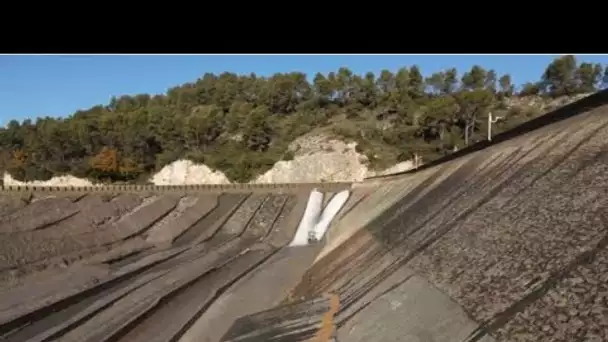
[1,55,606,184]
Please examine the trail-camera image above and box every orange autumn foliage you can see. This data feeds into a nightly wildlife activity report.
[89,147,119,173]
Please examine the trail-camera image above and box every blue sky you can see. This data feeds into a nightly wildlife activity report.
[2,54,608,125]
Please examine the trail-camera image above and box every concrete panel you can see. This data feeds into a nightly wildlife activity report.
[338,275,495,342]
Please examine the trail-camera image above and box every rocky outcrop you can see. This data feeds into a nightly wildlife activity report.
[254,135,379,183]
[150,160,231,185]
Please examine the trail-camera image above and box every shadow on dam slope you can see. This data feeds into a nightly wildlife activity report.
[224,89,608,342]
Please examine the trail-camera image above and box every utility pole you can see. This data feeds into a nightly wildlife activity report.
[487,112,503,141]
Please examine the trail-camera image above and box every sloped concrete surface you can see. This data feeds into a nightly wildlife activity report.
[3,93,608,342]
[338,275,495,342]
[284,102,608,341]
[0,190,338,342]
[221,295,338,342]
[180,245,322,342]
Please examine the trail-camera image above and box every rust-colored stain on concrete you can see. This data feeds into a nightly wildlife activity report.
[313,293,340,342]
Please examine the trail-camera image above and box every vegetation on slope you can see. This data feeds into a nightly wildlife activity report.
[1,55,606,183]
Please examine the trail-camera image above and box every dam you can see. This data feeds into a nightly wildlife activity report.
[1,90,608,341]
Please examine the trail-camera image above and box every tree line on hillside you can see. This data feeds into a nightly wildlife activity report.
[0,55,606,184]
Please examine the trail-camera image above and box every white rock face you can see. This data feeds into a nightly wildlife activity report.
[3,173,95,187]
[150,160,230,185]
[253,135,414,183]
[253,138,368,183]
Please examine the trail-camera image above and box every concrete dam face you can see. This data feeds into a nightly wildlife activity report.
[1,90,608,342]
